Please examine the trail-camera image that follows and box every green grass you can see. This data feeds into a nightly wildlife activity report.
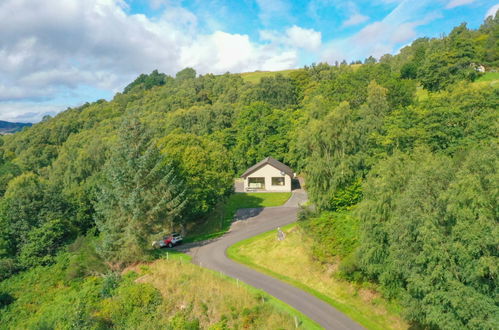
[209,266,322,330]
[186,192,291,242]
[240,69,301,83]
[0,251,315,329]
[476,72,499,82]
[227,224,408,330]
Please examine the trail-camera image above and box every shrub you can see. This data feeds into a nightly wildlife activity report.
[299,211,360,263]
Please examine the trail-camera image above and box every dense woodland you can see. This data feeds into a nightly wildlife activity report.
[1,15,498,329]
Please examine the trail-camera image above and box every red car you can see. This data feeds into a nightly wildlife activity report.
[152,233,183,248]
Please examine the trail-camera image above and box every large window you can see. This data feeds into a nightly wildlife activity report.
[271,177,285,186]
[248,177,265,189]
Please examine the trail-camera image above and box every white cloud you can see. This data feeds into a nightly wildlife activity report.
[342,13,369,27]
[0,0,299,121]
[446,0,476,9]
[255,0,291,25]
[261,26,322,52]
[485,4,499,18]
[0,102,61,123]
[322,0,440,63]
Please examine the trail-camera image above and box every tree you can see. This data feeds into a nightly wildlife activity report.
[175,67,197,81]
[159,133,234,219]
[94,115,187,267]
[356,145,498,328]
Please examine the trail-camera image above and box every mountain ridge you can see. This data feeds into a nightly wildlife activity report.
[0,120,32,134]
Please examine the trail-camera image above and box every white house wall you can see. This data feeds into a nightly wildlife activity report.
[243,164,292,192]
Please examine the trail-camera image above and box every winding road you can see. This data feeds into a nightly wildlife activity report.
[180,190,364,329]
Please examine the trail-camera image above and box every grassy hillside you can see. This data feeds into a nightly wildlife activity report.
[228,223,408,330]
[240,69,301,83]
[0,16,497,330]
[0,249,317,329]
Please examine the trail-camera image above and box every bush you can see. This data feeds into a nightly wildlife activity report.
[98,282,162,327]
[66,235,107,280]
[299,211,360,263]
[18,219,73,269]
[0,258,18,280]
[101,272,121,298]
[0,292,14,309]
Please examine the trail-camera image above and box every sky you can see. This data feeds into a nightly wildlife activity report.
[0,0,497,123]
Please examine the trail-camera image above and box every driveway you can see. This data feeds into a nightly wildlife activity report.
[180,190,363,329]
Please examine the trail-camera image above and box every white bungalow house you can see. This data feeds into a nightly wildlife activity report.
[241,157,294,192]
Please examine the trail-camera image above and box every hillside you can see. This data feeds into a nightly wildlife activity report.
[0,121,31,135]
[0,16,498,329]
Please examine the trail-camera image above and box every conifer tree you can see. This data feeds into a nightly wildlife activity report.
[95,115,186,267]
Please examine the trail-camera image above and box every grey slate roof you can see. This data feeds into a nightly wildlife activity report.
[241,157,294,178]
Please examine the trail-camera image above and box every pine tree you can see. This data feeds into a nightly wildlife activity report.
[94,115,187,267]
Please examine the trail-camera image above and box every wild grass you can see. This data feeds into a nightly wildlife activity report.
[186,192,291,242]
[137,257,320,329]
[0,251,317,329]
[227,223,409,330]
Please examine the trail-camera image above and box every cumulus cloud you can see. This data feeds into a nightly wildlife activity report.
[446,0,476,9]
[260,26,322,52]
[485,4,499,18]
[0,0,300,121]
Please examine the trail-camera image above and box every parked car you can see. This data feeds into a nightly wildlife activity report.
[152,233,183,248]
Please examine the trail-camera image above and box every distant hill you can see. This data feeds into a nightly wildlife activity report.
[0,120,32,135]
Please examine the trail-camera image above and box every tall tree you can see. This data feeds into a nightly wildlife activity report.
[94,115,187,267]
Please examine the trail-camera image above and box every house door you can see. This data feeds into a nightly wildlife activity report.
[248,177,265,189]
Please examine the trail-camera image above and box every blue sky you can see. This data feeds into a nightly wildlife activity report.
[0,0,497,122]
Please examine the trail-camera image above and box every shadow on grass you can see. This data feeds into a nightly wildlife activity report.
[185,193,291,243]
[0,292,15,309]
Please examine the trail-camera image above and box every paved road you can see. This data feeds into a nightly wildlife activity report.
[180,190,364,330]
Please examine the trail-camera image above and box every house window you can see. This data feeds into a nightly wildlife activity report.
[248,177,265,189]
[271,177,285,186]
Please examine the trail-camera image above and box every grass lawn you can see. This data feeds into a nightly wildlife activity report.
[227,223,409,330]
[186,192,291,242]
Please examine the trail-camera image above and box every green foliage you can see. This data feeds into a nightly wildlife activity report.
[299,212,360,263]
[0,15,496,329]
[66,235,107,280]
[123,69,172,94]
[18,219,72,268]
[159,133,234,218]
[0,173,73,268]
[95,115,187,267]
[176,67,197,81]
[356,146,498,328]
[243,74,299,109]
[233,102,296,172]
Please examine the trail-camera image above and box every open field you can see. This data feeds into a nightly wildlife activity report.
[228,223,409,330]
[186,192,291,242]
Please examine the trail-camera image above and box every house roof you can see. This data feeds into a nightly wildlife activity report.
[241,157,294,178]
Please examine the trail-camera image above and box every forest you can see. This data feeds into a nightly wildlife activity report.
[0,15,498,329]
